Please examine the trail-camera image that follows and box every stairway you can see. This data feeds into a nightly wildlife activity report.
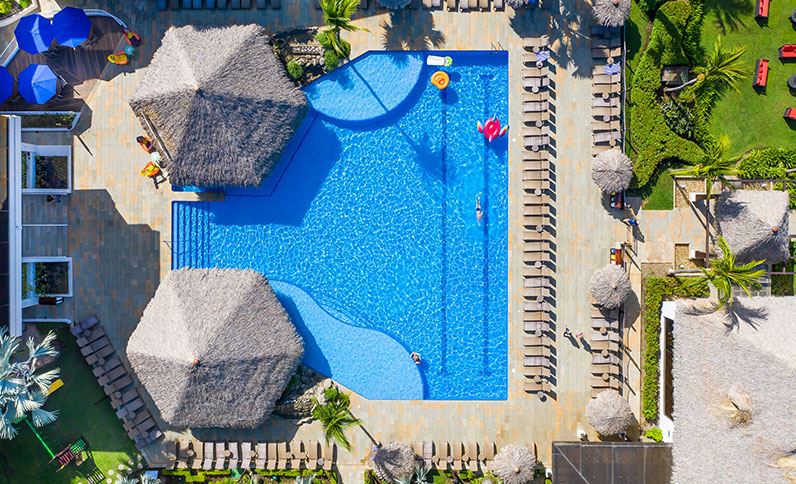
[171,202,212,269]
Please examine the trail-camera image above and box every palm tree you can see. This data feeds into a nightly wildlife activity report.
[665,38,747,97]
[687,236,766,308]
[670,136,738,264]
[320,0,367,58]
[311,385,362,451]
[0,329,60,440]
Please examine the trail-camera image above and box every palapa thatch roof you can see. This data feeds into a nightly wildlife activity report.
[126,268,304,429]
[129,24,308,188]
[591,149,633,193]
[585,390,634,436]
[714,190,790,265]
[370,442,416,482]
[491,444,537,484]
[589,264,632,309]
[592,0,631,27]
[672,298,796,483]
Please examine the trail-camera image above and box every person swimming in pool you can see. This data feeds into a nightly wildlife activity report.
[476,195,483,225]
[411,352,422,365]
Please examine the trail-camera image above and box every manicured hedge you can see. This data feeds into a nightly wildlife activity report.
[641,276,707,422]
[737,148,796,208]
[163,468,338,483]
[629,0,704,187]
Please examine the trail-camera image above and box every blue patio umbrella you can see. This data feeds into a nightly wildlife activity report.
[14,14,54,54]
[52,7,91,48]
[18,64,58,105]
[0,67,14,104]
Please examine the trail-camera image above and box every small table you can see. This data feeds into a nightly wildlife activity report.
[113,391,121,399]
[600,326,608,335]
[317,458,325,467]
[531,86,540,93]
[534,189,543,197]
[187,449,195,459]
[535,120,544,128]
[601,373,610,382]
[533,46,541,53]
[534,261,543,269]
[536,295,544,303]
[603,115,611,122]
[601,349,609,358]
[535,224,544,233]
[531,144,540,152]
[788,74,796,90]
[224,450,232,459]
[534,375,542,383]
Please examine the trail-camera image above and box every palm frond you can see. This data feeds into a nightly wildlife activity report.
[29,368,60,394]
[0,409,18,440]
[27,331,58,362]
[30,407,58,427]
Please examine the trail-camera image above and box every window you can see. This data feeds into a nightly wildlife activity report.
[20,144,71,193]
[21,258,72,297]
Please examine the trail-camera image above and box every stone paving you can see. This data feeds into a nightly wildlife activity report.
[8,0,680,480]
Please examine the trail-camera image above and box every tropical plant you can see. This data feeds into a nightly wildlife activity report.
[116,476,160,484]
[311,385,361,451]
[295,473,316,484]
[687,236,766,308]
[286,60,305,80]
[670,136,738,263]
[665,38,747,99]
[0,329,60,439]
[393,476,412,484]
[319,0,367,58]
[644,427,663,442]
[414,462,430,483]
[660,99,695,139]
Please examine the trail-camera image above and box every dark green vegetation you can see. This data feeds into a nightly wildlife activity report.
[164,468,339,483]
[736,148,796,208]
[0,325,137,484]
[639,170,675,210]
[641,277,707,422]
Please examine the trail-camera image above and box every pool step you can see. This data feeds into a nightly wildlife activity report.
[171,202,211,269]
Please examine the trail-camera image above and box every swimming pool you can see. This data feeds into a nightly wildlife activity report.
[172,51,508,400]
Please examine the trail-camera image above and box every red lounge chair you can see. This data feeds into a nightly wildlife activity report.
[780,45,796,60]
[754,58,769,87]
[785,108,796,121]
[755,0,769,18]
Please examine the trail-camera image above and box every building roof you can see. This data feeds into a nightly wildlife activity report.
[552,442,672,484]
[126,268,304,429]
[129,24,308,188]
[671,298,796,483]
[714,190,790,264]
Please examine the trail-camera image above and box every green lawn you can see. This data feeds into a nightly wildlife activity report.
[640,170,675,210]
[772,260,796,296]
[0,325,139,484]
[702,0,796,156]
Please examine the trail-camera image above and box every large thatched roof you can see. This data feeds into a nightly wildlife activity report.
[586,390,634,436]
[672,298,796,483]
[592,0,631,27]
[491,444,536,484]
[129,24,308,188]
[592,149,633,193]
[370,442,416,482]
[714,190,790,265]
[126,268,304,429]
[589,264,632,309]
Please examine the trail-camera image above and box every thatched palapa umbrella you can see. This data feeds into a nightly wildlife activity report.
[129,24,308,188]
[126,268,304,429]
[591,149,633,193]
[586,390,634,436]
[491,444,536,484]
[370,442,416,482]
[592,0,631,27]
[589,264,631,309]
[714,190,790,264]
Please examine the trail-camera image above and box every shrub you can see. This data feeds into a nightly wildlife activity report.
[0,0,12,15]
[18,0,30,7]
[641,276,707,422]
[660,99,694,139]
[635,0,661,13]
[323,49,341,70]
[645,426,664,442]
[315,30,332,48]
[628,0,704,187]
[736,148,796,208]
[286,59,304,80]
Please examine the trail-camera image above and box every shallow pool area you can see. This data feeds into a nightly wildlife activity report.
[172,51,508,400]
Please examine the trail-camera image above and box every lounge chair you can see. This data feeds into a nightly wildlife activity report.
[523,309,552,323]
[592,353,621,365]
[523,160,552,174]
[593,83,621,97]
[522,331,549,344]
[524,76,551,91]
[592,331,621,342]
[277,442,288,468]
[591,37,621,49]
[103,375,133,395]
[189,440,203,469]
[593,96,620,108]
[523,66,549,78]
[592,120,621,132]
[524,356,550,367]
[267,442,278,468]
[524,90,550,102]
[322,443,335,470]
[590,340,620,353]
[523,300,553,312]
[116,397,144,419]
[525,37,549,50]
[493,0,503,10]
[591,376,622,390]
[434,441,449,468]
[123,409,151,432]
[593,106,620,119]
[523,345,551,358]
[591,306,619,319]
[591,47,622,60]
[523,100,550,113]
[75,325,107,347]
[85,344,115,367]
[522,228,553,242]
[306,440,320,470]
[525,111,551,125]
[451,442,464,471]
[523,241,553,254]
[593,73,621,85]
[593,130,621,145]
[423,441,433,468]
[71,315,99,336]
[523,135,551,151]
[289,441,304,469]
[176,439,189,469]
[228,442,240,469]
[97,365,128,387]
[522,170,549,184]
[521,193,554,206]
[255,443,267,469]
[755,0,769,18]
[524,366,552,378]
[80,336,111,357]
[446,0,457,10]
[92,357,122,378]
[203,442,214,469]
[786,107,796,121]
[522,52,549,65]
[464,442,479,470]
[592,318,620,330]
[523,214,553,228]
[478,0,488,10]
[777,45,796,60]
[479,442,495,463]
[523,203,552,216]
[241,442,252,469]
[523,285,553,300]
[110,388,139,410]
[215,442,227,469]
[524,380,552,394]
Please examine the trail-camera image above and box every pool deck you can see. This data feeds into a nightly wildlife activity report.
[11,0,673,479]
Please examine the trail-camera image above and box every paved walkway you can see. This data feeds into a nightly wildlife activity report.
[12,0,647,479]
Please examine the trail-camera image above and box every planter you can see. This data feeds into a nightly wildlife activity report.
[0,0,39,28]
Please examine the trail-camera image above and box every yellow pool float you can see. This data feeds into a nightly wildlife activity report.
[431,71,450,90]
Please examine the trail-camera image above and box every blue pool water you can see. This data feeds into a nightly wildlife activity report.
[172,51,508,400]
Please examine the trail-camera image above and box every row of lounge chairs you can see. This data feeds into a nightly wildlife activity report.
[591,26,623,153]
[157,0,282,9]
[411,441,496,471]
[522,36,555,397]
[170,440,336,471]
[589,305,623,397]
[71,316,163,449]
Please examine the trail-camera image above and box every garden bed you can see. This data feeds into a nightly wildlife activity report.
[272,28,327,87]
[162,468,338,483]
